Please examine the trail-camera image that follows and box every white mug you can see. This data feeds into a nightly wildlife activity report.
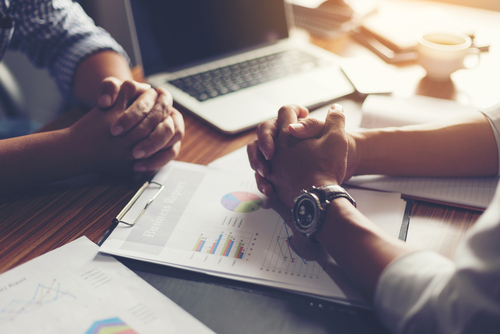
[417,32,480,81]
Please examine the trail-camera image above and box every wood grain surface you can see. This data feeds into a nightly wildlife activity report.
[1,0,499,275]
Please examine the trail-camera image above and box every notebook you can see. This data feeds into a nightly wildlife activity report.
[125,0,354,134]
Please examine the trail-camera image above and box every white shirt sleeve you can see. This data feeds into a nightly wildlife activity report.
[374,106,500,333]
[374,187,500,334]
[374,185,500,333]
[481,103,500,175]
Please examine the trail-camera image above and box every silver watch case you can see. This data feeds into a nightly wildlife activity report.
[292,185,356,241]
[292,190,326,240]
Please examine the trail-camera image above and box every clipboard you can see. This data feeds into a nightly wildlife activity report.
[97,180,164,246]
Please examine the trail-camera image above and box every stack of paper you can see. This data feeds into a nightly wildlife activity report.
[0,237,214,334]
[360,95,478,128]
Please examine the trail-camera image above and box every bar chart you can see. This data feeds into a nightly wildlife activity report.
[192,230,254,260]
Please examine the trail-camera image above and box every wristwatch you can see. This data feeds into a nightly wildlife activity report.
[292,185,356,241]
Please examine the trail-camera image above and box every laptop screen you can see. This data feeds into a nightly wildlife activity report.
[129,0,289,76]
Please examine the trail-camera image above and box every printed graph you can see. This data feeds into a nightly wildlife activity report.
[192,230,253,259]
[261,221,323,279]
[85,317,138,334]
[221,191,263,213]
[0,279,75,322]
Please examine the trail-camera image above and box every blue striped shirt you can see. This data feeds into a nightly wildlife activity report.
[0,0,128,98]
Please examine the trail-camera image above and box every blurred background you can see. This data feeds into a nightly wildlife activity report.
[0,0,498,136]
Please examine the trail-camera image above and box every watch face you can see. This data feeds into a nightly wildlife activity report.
[293,195,319,232]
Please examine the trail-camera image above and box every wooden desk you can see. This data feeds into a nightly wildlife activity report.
[0,1,497,332]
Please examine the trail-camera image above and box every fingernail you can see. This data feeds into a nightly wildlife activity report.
[138,83,152,90]
[99,94,112,107]
[290,122,305,133]
[133,149,146,159]
[134,164,146,172]
[261,147,270,161]
[259,185,267,195]
[110,125,123,136]
[256,165,265,177]
[332,103,343,112]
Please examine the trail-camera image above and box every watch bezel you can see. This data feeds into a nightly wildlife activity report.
[292,185,356,241]
[292,191,325,237]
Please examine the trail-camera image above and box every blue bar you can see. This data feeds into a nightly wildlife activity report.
[225,240,234,256]
[199,240,206,252]
[239,252,244,259]
[211,234,223,254]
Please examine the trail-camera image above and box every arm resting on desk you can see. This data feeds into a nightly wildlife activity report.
[0,82,182,194]
[248,105,500,333]
[249,108,498,197]
[350,111,498,177]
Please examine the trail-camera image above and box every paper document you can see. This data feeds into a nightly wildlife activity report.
[209,146,404,236]
[0,236,214,334]
[100,161,405,307]
[346,175,499,210]
[361,95,478,128]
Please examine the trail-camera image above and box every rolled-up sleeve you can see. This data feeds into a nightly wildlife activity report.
[9,0,129,98]
[374,184,500,333]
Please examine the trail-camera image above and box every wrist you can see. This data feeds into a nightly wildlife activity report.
[347,131,365,177]
[66,124,96,174]
[314,196,357,247]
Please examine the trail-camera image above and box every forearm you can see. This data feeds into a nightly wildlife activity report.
[352,112,498,177]
[73,50,133,107]
[315,198,414,300]
[0,130,84,194]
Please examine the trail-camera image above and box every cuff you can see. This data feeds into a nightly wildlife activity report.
[374,251,454,334]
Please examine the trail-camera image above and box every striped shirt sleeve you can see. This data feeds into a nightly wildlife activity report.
[8,0,129,98]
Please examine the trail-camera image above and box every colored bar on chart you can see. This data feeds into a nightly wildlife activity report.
[224,240,234,257]
[210,234,223,254]
[196,240,205,252]
[234,243,244,259]
[193,235,203,251]
[220,235,232,256]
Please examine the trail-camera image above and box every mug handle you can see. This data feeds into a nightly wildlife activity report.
[464,48,481,69]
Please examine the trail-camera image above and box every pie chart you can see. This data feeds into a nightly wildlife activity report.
[221,191,263,213]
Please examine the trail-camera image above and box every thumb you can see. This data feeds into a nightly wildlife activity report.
[289,117,325,138]
[99,78,152,110]
[98,77,122,109]
[324,103,346,133]
[107,80,145,130]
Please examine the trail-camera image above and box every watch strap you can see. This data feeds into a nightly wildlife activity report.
[312,185,356,208]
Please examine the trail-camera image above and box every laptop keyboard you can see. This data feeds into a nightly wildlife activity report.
[168,50,323,102]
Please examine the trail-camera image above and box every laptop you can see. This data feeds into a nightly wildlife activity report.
[126,0,354,134]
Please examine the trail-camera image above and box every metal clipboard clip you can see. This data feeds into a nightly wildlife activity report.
[115,181,164,227]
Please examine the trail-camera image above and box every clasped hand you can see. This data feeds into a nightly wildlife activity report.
[247,104,357,208]
[69,78,184,174]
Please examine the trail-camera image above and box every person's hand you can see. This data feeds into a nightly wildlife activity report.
[248,104,354,207]
[248,105,309,197]
[68,80,182,174]
[97,77,184,172]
